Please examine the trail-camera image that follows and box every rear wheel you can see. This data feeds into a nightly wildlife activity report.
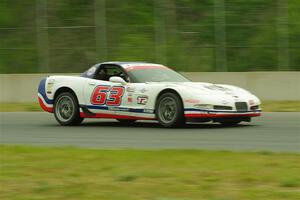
[54,92,83,126]
[156,92,185,128]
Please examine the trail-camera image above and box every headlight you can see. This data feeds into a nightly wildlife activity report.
[194,104,214,110]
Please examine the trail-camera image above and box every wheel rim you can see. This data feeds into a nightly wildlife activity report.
[55,96,75,122]
[158,97,177,124]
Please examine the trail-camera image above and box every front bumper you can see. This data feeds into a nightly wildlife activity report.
[184,108,261,122]
[185,111,261,118]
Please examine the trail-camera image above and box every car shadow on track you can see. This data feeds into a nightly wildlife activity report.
[80,120,256,129]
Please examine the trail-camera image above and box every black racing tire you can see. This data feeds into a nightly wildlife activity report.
[219,120,241,126]
[155,92,185,128]
[54,92,83,126]
[117,119,136,124]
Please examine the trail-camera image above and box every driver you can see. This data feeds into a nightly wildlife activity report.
[95,68,108,81]
[113,71,129,82]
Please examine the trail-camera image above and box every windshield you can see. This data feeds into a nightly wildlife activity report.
[127,67,190,83]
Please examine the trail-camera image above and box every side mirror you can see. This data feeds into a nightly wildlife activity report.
[109,76,127,85]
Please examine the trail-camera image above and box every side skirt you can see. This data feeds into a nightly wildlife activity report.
[79,105,155,120]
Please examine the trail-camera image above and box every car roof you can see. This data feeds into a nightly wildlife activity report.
[81,61,166,78]
[99,61,164,69]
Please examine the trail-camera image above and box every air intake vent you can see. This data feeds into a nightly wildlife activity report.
[250,105,260,111]
[235,102,248,111]
[213,105,232,110]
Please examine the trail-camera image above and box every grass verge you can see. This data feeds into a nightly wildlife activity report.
[0,145,299,200]
[261,100,300,112]
[0,101,300,112]
[0,103,42,112]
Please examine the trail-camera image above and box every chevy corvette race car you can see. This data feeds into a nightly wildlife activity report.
[38,62,261,127]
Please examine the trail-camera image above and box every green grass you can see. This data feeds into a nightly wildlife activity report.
[0,103,42,112]
[0,145,300,200]
[261,101,300,112]
[0,101,299,112]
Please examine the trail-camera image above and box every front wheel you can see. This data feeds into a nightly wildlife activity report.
[156,92,185,128]
[54,92,83,126]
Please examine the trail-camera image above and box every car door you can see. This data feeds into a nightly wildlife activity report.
[83,64,155,119]
[83,79,115,115]
[83,65,127,116]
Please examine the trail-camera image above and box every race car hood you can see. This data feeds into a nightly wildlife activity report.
[148,82,253,97]
[178,82,252,96]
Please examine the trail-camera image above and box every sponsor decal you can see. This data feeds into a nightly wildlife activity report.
[109,107,130,112]
[91,85,125,106]
[184,99,200,104]
[137,95,148,105]
[46,80,55,94]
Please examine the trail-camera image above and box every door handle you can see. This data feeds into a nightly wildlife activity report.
[88,82,96,86]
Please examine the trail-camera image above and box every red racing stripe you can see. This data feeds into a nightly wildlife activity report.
[125,65,167,71]
[38,97,54,113]
[185,113,261,118]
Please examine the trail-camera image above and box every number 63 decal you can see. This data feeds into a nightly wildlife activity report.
[91,85,125,106]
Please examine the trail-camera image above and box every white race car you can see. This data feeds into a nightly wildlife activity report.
[38,62,261,127]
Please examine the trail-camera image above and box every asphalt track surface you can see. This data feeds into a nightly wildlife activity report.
[0,112,299,152]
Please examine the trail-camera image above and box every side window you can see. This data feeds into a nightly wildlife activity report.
[94,68,109,81]
[81,65,97,78]
[94,65,129,82]
[106,67,124,80]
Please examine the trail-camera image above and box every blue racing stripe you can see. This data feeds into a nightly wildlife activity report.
[86,105,109,110]
[38,78,54,104]
[86,105,153,114]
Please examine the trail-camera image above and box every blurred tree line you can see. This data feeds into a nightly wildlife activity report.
[0,0,299,73]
